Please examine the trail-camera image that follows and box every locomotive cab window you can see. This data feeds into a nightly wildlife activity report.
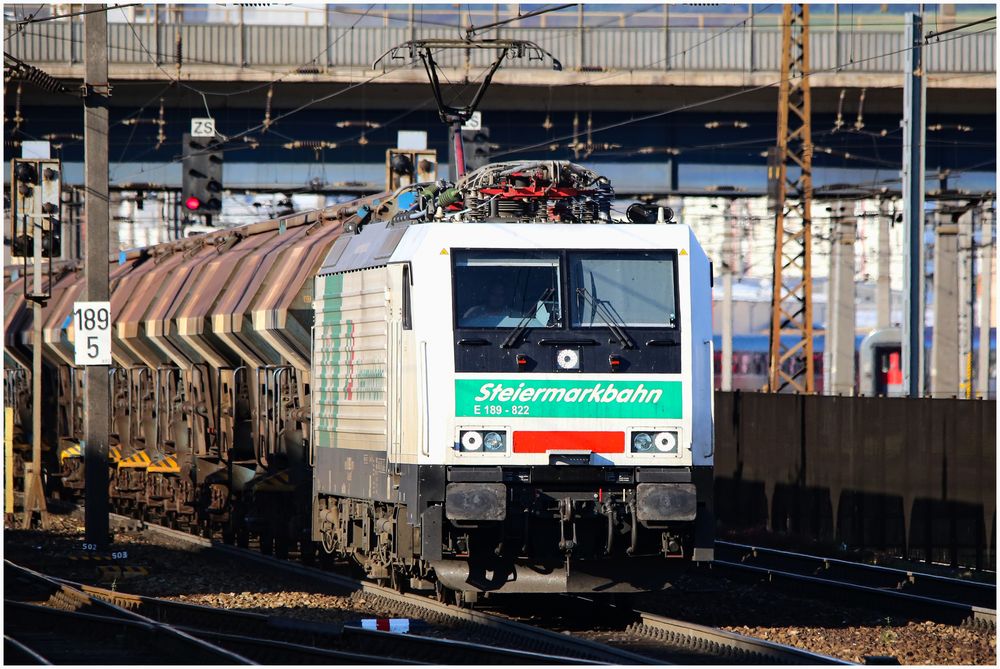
[454,251,562,329]
[569,250,678,328]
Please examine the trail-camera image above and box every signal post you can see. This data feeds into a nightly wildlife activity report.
[10,156,61,530]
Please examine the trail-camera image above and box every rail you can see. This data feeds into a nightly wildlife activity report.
[713,541,997,626]
[107,512,661,664]
[9,555,600,664]
[629,608,851,664]
[105,512,856,664]
[4,560,253,664]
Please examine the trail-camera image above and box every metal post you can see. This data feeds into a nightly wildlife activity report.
[408,4,416,65]
[577,4,585,71]
[239,4,246,68]
[876,197,893,328]
[958,206,974,398]
[5,407,13,519]
[21,220,48,529]
[902,13,926,398]
[977,205,993,398]
[154,3,160,66]
[834,4,840,70]
[84,6,111,548]
[930,214,959,397]
[828,201,857,395]
[767,4,815,393]
[664,4,670,71]
[721,272,734,392]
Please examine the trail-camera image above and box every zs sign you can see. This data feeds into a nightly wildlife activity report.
[191,117,216,137]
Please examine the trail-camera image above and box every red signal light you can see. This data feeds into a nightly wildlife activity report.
[184,196,202,211]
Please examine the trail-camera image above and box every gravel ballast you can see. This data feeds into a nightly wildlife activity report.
[6,511,995,665]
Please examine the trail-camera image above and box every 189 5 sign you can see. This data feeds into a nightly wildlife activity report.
[73,301,112,365]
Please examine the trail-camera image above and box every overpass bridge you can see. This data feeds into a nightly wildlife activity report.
[4,5,996,194]
[7,9,995,110]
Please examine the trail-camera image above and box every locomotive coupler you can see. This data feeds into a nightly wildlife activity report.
[558,497,579,553]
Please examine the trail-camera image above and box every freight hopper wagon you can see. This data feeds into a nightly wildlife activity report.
[5,161,714,599]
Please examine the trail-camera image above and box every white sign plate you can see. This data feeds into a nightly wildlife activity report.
[21,140,51,159]
[191,117,216,137]
[73,301,112,366]
[461,111,482,131]
[397,130,427,150]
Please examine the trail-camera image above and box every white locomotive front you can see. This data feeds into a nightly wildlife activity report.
[311,162,714,598]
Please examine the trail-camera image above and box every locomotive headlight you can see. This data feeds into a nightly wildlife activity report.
[556,348,580,370]
[653,431,679,453]
[632,432,654,453]
[460,430,483,452]
[483,431,506,452]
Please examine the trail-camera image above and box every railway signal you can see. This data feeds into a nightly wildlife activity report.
[182,132,223,218]
[461,126,493,172]
[9,158,62,263]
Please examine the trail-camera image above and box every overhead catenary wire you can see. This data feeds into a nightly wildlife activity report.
[925,15,997,40]
[466,4,577,37]
[8,3,140,27]
[109,50,430,184]
[492,24,995,160]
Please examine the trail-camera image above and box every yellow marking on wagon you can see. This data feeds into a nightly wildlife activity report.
[147,455,180,474]
[59,444,83,461]
[117,450,152,469]
[254,470,294,493]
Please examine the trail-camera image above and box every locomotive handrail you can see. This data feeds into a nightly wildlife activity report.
[272,366,289,460]
[418,341,430,457]
[704,338,715,457]
[308,326,316,468]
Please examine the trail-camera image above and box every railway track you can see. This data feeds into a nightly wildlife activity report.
[5,560,251,664]
[5,558,589,665]
[626,608,850,664]
[713,541,997,627]
[103,512,848,664]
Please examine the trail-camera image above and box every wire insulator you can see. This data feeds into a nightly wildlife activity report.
[262,84,273,133]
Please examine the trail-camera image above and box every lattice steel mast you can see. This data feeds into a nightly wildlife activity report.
[767,4,815,393]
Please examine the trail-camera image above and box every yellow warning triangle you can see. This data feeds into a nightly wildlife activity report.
[680,249,688,255]
[440,248,449,255]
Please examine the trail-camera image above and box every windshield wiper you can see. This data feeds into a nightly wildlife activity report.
[501,287,556,349]
[575,287,635,349]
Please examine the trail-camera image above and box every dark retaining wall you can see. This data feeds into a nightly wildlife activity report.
[714,392,996,570]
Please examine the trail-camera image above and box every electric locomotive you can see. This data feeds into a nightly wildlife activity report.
[4,160,714,599]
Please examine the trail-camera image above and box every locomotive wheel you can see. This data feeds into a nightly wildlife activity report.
[222,527,235,545]
[434,581,450,604]
[236,528,249,548]
[259,532,274,556]
[390,567,408,594]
